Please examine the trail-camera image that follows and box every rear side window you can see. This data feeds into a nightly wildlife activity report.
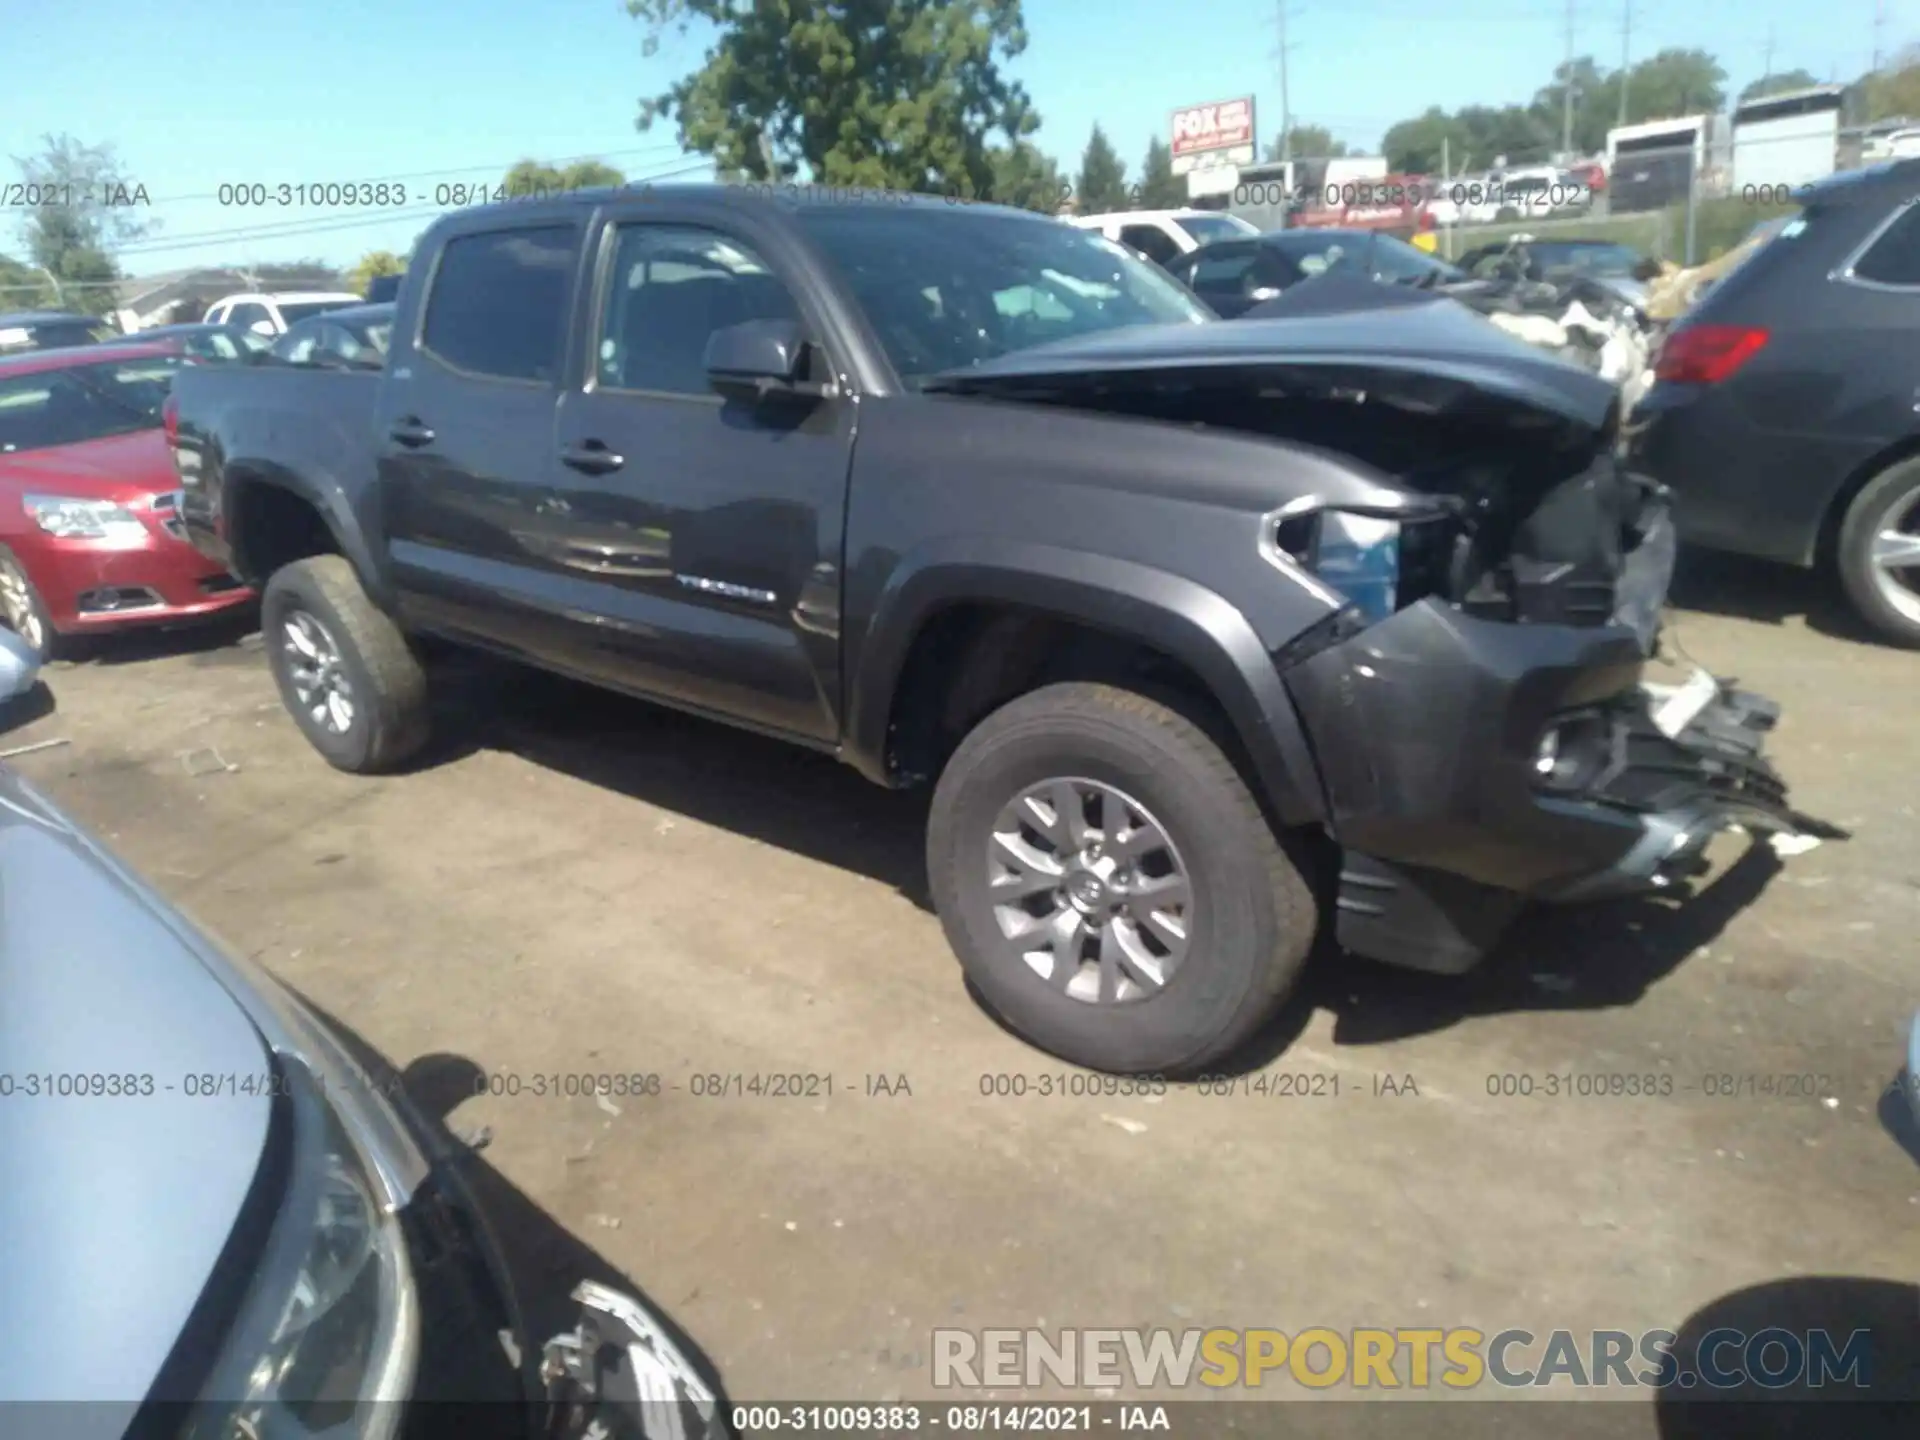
[1849,201,1920,286]
[421,226,579,382]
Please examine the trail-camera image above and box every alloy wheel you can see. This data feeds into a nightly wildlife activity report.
[281,609,357,735]
[985,777,1194,1005]
[0,559,45,655]
[1869,486,1920,628]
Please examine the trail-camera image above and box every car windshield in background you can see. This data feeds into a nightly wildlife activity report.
[1280,232,1459,286]
[0,355,183,453]
[798,205,1211,383]
[275,300,360,326]
[1174,214,1259,246]
[0,320,113,355]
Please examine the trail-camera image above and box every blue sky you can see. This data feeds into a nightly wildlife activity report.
[1,0,1905,279]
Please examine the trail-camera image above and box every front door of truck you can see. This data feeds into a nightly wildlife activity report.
[375,220,584,658]
[546,216,855,743]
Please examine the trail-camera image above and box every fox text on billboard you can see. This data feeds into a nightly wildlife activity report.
[1170,98,1255,159]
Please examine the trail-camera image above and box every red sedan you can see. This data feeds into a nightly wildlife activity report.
[0,342,253,658]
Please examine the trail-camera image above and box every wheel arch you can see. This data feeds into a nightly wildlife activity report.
[1812,431,1920,567]
[846,539,1328,828]
[223,463,393,608]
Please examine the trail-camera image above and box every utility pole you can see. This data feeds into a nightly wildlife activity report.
[1561,0,1577,162]
[1276,0,1295,227]
[1871,0,1886,74]
[1617,0,1632,128]
[1761,26,1776,85]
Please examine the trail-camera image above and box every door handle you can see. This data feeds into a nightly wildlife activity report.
[560,440,625,475]
[389,417,435,447]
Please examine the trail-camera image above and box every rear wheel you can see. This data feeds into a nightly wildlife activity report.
[1836,457,1920,649]
[261,555,430,772]
[927,682,1318,1076]
[0,548,54,662]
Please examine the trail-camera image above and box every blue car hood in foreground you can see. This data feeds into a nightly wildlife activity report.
[0,769,271,1411]
[927,290,1619,439]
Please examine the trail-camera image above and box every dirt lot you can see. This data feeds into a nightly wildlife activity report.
[7,552,1918,1435]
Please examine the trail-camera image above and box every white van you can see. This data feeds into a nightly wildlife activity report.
[202,291,365,337]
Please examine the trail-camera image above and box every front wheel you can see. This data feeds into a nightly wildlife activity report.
[1836,457,1920,648]
[927,682,1318,1075]
[261,555,430,772]
[0,547,55,662]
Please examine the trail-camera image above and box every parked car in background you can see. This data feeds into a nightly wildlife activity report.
[127,322,272,365]
[271,302,395,369]
[0,311,115,357]
[0,342,252,658]
[1454,235,1659,316]
[1067,209,1260,269]
[364,273,403,303]
[167,185,1829,1076]
[203,291,365,337]
[1629,159,1920,647]
[0,756,723,1440]
[1166,228,1462,315]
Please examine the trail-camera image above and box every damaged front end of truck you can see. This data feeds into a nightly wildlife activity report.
[929,300,1843,975]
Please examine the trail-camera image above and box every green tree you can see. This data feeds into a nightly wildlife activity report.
[1529,56,1613,155]
[1138,137,1183,208]
[345,250,407,296]
[1263,124,1348,162]
[1739,69,1821,103]
[625,0,1039,198]
[0,253,54,310]
[1075,124,1129,213]
[1382,106,1469,173]
[987,142,1065,212]
[501,158,627,196]
[10,135,155,316]
[1625,48,1727,119]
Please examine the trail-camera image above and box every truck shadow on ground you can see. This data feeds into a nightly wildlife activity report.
[290,991,733,1425]
[430,657,938,909]
[1668,547,1883,647]
[1192,840,1786,1074]
[1652,1275,1920,1438]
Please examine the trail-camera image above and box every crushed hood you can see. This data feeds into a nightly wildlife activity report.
[926,294,1620,441]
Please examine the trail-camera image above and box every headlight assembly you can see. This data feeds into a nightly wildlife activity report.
[1268,499,1461,624]
[184,1060,418,1440]
[22,493,150,545]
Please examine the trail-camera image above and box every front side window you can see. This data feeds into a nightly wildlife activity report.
[798,205,1210,384]
[1119,224,1182,267]
[596,225,800,395]
[421,226,579,383]
[0,356,182,453]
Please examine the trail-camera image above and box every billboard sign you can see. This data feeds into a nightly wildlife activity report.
[1171,97,1257,175]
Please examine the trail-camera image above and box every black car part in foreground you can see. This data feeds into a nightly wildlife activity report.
[1630,158,1920,647]
[167,187,1834,1075]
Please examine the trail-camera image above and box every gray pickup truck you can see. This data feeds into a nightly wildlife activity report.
[165,186,1832,1075]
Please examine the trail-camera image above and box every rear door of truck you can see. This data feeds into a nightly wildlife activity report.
[373,207,591,656]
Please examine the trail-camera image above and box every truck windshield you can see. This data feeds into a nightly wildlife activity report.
[798,205,1212,384]
[0,356,182,454]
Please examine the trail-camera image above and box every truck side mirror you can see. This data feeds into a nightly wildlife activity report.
[705,319,832,402]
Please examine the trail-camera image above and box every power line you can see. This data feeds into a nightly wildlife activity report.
[1561,0,1577,160]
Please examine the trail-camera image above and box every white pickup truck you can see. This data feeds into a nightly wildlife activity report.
[201,291,365,337]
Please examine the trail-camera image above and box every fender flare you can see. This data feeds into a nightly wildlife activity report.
[223,461,396,610]
[846,537,1327,827]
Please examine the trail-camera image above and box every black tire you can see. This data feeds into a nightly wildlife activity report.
[261,555,430,772]
[0,545,57,662]
[1836,457,1920,649]
[927,682,1318,1076]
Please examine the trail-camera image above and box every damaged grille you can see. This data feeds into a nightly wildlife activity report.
[1591,690,1789,816]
